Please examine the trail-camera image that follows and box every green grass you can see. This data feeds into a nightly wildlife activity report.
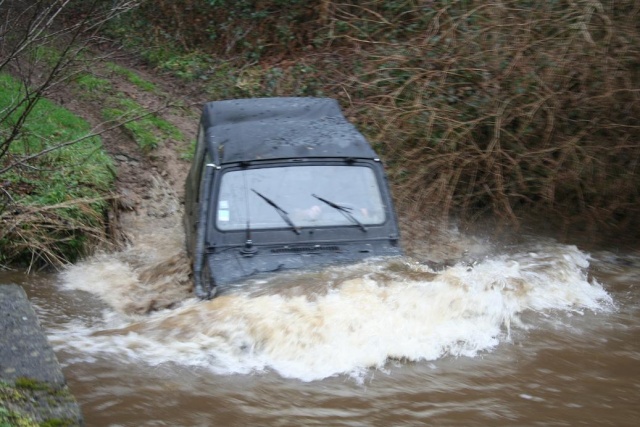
[75,64,184,152]
[1,77,114,202]
[30,44,63,68]
[13,378,51,392]
[0,72,116,265]
[1,74,114,203]
[180,139,196,161]
[75,73,112,95]
[102,97,182,151]
[107,62,157,92]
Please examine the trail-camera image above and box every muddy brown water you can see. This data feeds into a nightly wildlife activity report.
[2,181,638,426]
[3,239,638,427]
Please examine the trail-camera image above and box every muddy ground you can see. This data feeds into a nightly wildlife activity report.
[54,48,201,214]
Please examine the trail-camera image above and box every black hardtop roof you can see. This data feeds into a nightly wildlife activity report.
[201,97,379,164]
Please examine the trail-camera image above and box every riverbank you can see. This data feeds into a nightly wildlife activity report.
[0,284,83,426]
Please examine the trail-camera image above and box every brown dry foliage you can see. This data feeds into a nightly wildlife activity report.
[0,198,115,271]
[319,1,640,238]
[127,1,640,238]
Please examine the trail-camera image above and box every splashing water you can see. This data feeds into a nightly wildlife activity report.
[60,174,193,314]
[53,239,612,382]
[49,175,614,381]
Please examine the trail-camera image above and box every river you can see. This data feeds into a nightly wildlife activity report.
[3,191,639,426]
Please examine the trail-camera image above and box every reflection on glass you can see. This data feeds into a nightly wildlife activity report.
[216,165,386,230]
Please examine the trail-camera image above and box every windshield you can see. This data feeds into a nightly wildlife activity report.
[216,165,386,230]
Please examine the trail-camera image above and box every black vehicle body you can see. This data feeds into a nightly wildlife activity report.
[184,97,402,298]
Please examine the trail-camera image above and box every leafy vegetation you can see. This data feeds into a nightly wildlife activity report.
[74,73,112,95]
[102,97,182,151]
[106,62,157,92]
[0,0,143,268]
[0,73,115,268]
[117,0,640,239]
[1,58,185,267]
[76,64,183,152]
[0,0,194,269]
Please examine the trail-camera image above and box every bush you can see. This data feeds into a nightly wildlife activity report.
[119,0,640,238]
[341,1,640,237]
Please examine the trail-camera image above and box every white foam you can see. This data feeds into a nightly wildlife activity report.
[50,243,613,381]
[60,254,141,313]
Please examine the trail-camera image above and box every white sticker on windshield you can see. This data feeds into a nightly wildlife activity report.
[219,200,229,209]
[219,210,229,221]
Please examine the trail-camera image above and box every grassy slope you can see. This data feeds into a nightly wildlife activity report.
[0,73,115,267]
[0,48,194,269]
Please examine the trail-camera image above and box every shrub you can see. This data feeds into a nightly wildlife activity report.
[119,0,640,238]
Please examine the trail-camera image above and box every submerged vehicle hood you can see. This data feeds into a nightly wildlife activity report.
[206,241,402,287]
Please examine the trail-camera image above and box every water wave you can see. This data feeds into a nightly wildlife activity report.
[51,243,612,381]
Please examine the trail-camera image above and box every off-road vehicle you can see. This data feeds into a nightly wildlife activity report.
[184,97,402,298]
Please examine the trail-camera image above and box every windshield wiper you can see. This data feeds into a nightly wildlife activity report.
[252,189,300,234]
[312,194,367,232]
